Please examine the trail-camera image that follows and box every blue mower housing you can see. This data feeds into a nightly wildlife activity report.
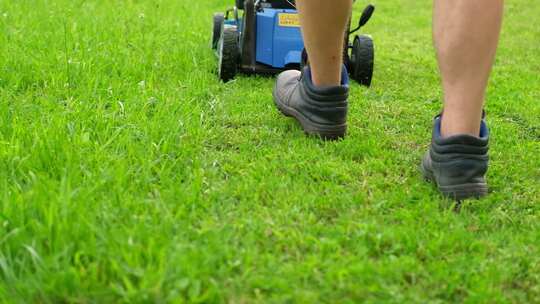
[255,9,303,69]
[212,0,376,86]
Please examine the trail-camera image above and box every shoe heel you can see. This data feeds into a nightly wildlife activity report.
[439,183,489,201]
[303,125,347,141]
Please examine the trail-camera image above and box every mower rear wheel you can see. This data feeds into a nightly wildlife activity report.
[350,35,374,87]
[212,13,225,50]
[218,26,239,82]
[236,0,244,10]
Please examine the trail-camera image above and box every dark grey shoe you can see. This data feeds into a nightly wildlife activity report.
[421,114,490,200]
[273,67,349,140]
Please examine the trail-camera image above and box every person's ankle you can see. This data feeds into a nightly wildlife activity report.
[305,65,349,89]
[440,127,481,138]
[440,113,483,138]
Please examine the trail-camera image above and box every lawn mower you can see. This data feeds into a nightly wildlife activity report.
[212,0,376,86]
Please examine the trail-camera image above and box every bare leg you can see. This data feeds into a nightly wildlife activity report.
[434,0,504,137]
[296,0,352,87]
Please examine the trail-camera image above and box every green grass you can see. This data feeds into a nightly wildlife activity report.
[0,0,539,302]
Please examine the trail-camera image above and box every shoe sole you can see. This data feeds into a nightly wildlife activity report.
[272,89,347,140]
[421,162,488,201]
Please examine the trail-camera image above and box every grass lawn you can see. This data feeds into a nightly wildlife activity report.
[1,0,539,302]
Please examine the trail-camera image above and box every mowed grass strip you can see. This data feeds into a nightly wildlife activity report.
[0,0,539,302]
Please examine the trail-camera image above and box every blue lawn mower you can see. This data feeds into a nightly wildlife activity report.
[212,0,376,86]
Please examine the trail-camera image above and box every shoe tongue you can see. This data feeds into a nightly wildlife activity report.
[340,65,350,86]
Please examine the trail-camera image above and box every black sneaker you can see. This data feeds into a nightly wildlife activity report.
[273,66,349,140]
[421,114,490,200]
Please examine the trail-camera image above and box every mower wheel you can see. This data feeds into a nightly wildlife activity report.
[236,0,244,10]
[218,26,239,82]
[212,13,225,50]
[350,35,374,87]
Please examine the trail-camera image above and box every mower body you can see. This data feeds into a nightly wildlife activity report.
[255,9,303,69]
[221,7,303,69]
[213,0,375,86]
